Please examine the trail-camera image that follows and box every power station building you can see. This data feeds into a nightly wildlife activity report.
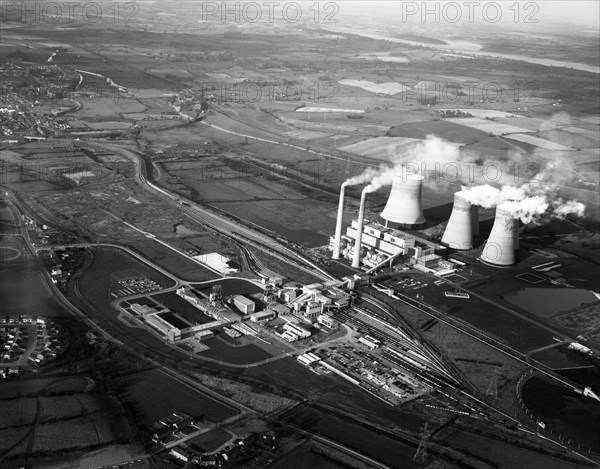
[329,179,444,270]
[333,219,443,270]
[331,175,526,270]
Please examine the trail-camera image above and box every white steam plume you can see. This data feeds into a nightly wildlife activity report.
[499,196,585,224]
[501,197,549,224]
[459,185,526,208]
[552,198,586,218]
[342,166,384,187]
[340,133,586,224]
[342,135,459,190]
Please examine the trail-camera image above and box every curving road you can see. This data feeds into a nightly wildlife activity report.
[75,140,334,282]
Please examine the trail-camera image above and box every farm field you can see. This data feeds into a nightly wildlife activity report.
[0,376,91,400]
[0,427,30,456]
[31,416,118,453]
[563,126,600,141]
[161,160,308,203]
[537,129,598,149]
[73,95,146,119]
[118,368,238,425]
[269,441,349,469]
[212,198,336,247]
[339,136,424,160]
[84,121,133,130]
[283,129,333,140]
[296,107,365,113]
[0,259,75,317]
[0,394,114,429]
[0,373,131,461]
[0,398,38,428]
[496,116,550,131]
[338,79,411,95]
[504,133,575,151]
[451,117,534,135]
[387,119,490,144]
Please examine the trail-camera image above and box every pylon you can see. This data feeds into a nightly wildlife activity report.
[413,422,430,464]
[486,366,499,403]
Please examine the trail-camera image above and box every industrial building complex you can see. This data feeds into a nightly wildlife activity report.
[330,177,525,271]
[2,7,598,469]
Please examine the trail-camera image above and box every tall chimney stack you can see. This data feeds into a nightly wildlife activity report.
[352,190,367,268]
[480,202,517,267]
[381,174,426,229]
[441,191,474,250]
[332,184,346,259]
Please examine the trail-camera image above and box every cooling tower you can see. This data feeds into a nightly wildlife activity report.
[471,205,480,236]
[441,191,474,250]
[480,203,516,267]
[461,184,479,236]
[513,222,520,250]
[332,185,346,259]
[381,174,426,229]
[352,190,367,268]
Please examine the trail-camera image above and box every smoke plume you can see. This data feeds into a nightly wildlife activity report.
[552,198,586,218]
[459,185,525,209]
[501,197,549,224]
[342,135,459,192]
[340,133,586,224]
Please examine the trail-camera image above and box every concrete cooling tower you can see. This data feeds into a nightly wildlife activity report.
[332,185,346,259]
[381,174,426,230]
[461,184,479,237]
[441,191,475,250]
[480,203,517,267]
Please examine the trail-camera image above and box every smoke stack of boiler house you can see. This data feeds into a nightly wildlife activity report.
[380,174,426,230]
[332,184,346,259]
[352,190,368,268]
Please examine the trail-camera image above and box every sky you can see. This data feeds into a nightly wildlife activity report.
[341,1,600,30]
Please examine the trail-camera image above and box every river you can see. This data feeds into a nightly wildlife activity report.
[324,27,600,74]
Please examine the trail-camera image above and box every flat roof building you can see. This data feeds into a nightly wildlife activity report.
[232,295,255,315]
